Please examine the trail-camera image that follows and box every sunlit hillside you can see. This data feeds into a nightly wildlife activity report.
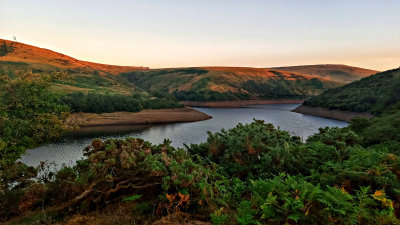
[0,39,148,95]
[0,40,378,100]
[122,67,341,101]
[270,64,378,83]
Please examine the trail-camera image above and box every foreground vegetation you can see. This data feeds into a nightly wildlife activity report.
[1,117,400,224]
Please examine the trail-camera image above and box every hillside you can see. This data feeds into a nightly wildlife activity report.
[121,67,341,101]
[0,39,148,75]
[270,64,378,83]
[0,39,378,102]
[302,68,400,115]
[0,39,148,95]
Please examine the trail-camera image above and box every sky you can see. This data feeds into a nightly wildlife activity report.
[1,0,399,70]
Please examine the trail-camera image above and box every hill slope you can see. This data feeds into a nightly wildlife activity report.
[303,68,400,115]
[0,39,148,75]
[121,67,341,101]
[0,39,149,94]
[270,64,378,83]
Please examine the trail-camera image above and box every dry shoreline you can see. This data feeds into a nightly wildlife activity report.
[180,99,304,108]
[67,107,212,127]
[292,105,374,122]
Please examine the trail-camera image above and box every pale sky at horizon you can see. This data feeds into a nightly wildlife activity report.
[1,0,399,71]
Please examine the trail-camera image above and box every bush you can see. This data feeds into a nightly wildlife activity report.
[0,41,14,56]
[188,119,302,179]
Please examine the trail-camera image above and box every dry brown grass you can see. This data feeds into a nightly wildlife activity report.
[270,64,379,83]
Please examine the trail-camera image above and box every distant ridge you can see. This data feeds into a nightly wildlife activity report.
[122,66,341,101]
[270,64,378,83]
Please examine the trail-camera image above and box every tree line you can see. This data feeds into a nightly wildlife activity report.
[61,92,183,114]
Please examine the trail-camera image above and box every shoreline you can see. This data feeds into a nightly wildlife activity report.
[292,105,374,122]
[180,99,304,108]
[67,106,212,127]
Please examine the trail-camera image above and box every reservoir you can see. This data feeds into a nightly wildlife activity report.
[21,104,348,167]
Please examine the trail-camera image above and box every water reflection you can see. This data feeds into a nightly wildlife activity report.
[67,124,152,138]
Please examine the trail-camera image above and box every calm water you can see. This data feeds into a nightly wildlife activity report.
[21,104,348,167]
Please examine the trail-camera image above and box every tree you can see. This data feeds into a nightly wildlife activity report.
[0,70,70,167]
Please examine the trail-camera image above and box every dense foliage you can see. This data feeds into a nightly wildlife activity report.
[2,116,400,224]
[0,70,70,164]
[0,70,71,222]
[188,120,303,179]
[304,68,400,115]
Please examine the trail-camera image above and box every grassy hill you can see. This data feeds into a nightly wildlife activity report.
[121,67,341,101]
[270,64,378,83]
[304,68,400,115]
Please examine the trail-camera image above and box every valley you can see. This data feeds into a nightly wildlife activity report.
[1,39,378,106]
[2,39,399,225]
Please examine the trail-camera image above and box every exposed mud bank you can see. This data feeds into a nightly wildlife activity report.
[67,107,212,127]
[292,105,373,122]
[181,99,304,108]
